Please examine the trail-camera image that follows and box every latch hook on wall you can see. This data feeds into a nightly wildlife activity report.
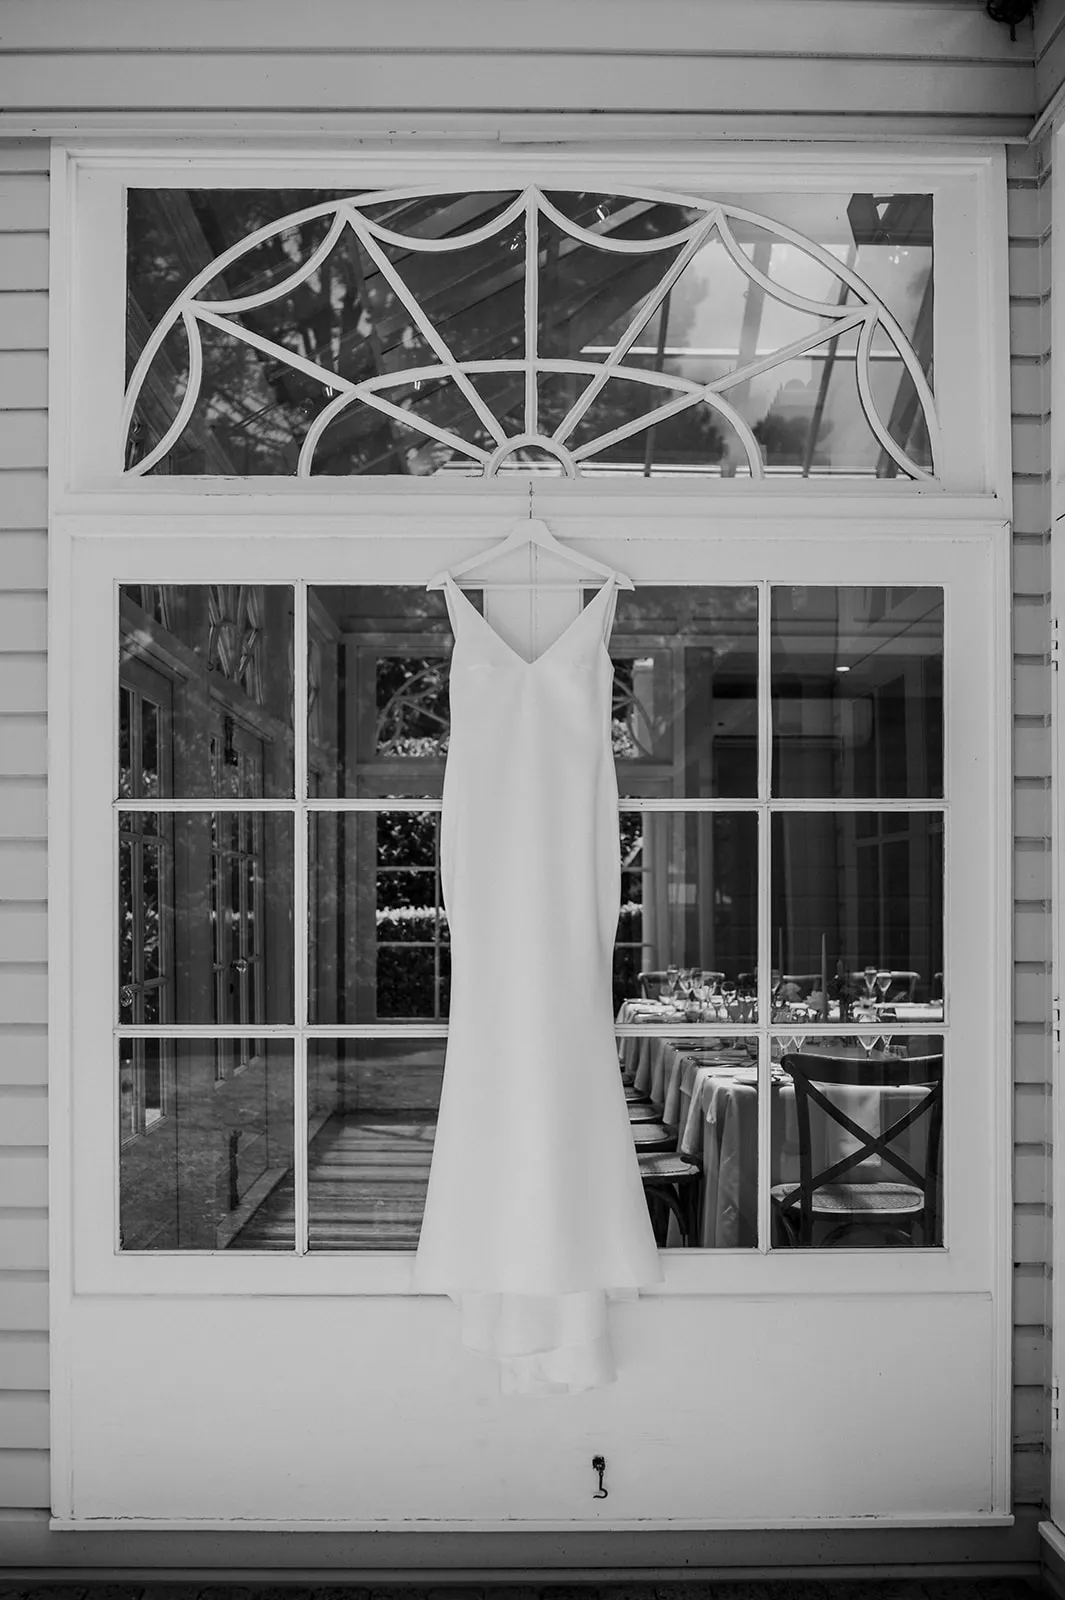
[591,1455,608,1498]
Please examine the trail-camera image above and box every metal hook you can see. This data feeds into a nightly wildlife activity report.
[592,1455,608,1498]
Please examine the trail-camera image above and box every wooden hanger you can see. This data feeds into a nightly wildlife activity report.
[426,508,634,592]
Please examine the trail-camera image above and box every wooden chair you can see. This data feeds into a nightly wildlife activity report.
[772,1050,943,1248]
[639,1151,702,1246]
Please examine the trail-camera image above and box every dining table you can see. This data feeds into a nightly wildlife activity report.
[615,1000,935,1249]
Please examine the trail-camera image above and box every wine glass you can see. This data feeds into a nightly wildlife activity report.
[857,1032,881,1059]
[876,970,893,1003]
[863,965,878,1003]
[665,965,679,1005]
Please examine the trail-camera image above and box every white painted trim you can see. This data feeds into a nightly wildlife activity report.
[59,142,1009,502]
[0,114,1037,145]
[1049,119,1065,1533]
[46,1513,1018,1534]
[46,139,76,1527]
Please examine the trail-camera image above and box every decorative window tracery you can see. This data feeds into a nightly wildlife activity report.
[124,186,937,483]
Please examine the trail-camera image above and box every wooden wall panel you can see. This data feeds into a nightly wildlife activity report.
[0,0,1040,138]
[0,139,50,1520]
[1006,136,1053,1517]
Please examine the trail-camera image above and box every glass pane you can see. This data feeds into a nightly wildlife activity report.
[770,1035,943,1249]
[616,1034,759,1248]
[608,585,758,797]
[119,1039,294,1251]
[308,584,457,799]
[306,1039,445,1250]
[126,187,933,482]
[614,812,758,1019]
[772,585,943,798]
[771,812,943,1018]
[119,585,294,798]
[309,812,449,1024]
[117,812,294,1025]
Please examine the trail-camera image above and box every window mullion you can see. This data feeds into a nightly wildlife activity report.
[294,579,309,1255]
[757,579,772,1252]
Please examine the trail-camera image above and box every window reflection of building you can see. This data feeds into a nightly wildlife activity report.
[118,585,295,1249]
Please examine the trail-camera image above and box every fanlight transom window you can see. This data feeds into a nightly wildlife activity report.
[124,186,937,482]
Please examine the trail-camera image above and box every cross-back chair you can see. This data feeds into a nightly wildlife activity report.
[772,1050,943,1248]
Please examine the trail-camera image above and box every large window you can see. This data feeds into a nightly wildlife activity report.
[112,575,950,1256]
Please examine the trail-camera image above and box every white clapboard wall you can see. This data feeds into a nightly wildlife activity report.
[1007,135,1054,1519]
[0,0,1045,142]
[0,137,50,1517]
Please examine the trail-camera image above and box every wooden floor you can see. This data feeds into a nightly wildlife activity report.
[231,1115,434,1250]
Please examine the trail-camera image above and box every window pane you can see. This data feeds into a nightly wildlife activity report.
[306,1039,445,1250]
[614,812,758,1018]
[119,584,294,798]
[771,585,943,799]
[771,813,943,1017]
[118,812,294,1025]
[119,1039,294,1251]
[308,585,456,799]
[309,811,449,1024]
[770,1035,943,1249]
[615,1033,759,1247]
[126,188,933,482]
[608,586,758,798]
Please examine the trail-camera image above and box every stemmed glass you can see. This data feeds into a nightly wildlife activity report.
[665,965,679,1007]
[875,970,893,1004]
[863,966,878,1003]
[857,1032,882,1059]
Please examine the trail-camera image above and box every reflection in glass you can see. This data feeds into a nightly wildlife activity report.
[608,586,758,797]
[308,585,455,799]
[614,812,757,1018]
[772,586,943,798]
[119,1040,294,1250]
[306,1040,445,1250]
[309,812,449,1025]
[616,1033,759,1248]
[118,812,294,1025]
[771,812,943,1017]
[127,187,932,481]
[119,585,294,798]
[769,1036,943,1249]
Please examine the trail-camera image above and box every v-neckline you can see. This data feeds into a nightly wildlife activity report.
[444,573,616,669]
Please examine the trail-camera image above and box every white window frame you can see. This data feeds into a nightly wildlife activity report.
[47,146,1014,1517]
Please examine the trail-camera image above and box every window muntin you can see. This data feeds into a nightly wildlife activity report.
[115,579,946,1254]
[123,187,936,483]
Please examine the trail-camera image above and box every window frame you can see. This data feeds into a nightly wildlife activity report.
[46,150,1013,1506]
[49,142,1011,505]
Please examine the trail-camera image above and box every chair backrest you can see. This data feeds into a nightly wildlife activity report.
[778,1051,943,1245]
[638,971,668,999]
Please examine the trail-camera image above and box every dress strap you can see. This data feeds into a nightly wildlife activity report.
[599,574,621,645]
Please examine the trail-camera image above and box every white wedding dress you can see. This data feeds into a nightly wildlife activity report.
[411,573,662,1395]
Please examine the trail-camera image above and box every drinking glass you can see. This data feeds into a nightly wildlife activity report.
[876,970,893,1003]
[863,966,878,1002]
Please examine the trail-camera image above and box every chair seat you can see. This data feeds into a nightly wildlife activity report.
[628,1101,663,1122]
[632,1122,675,1151]
[624,1085,650,1103]
[771,1181,924,1216]
[639,1151,700,1182]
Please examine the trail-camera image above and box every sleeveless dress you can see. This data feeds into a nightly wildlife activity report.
[411,573,663,1395]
